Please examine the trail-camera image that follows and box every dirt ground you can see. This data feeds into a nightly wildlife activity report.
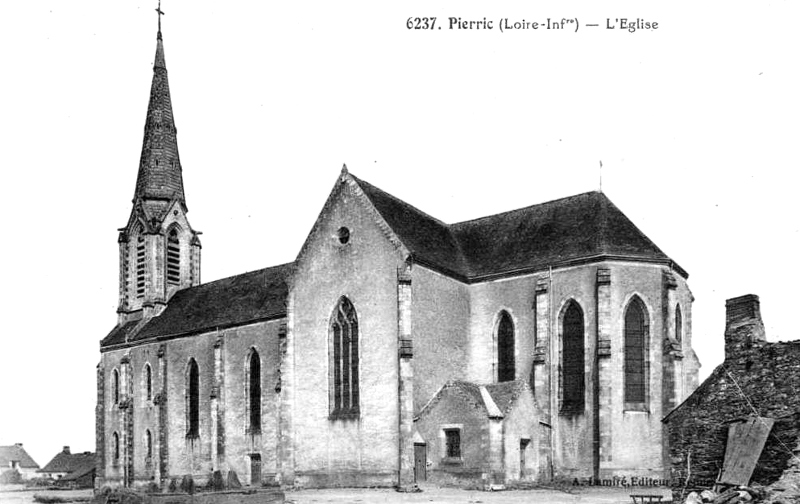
[0,485,672,504]
[285,485,672,504]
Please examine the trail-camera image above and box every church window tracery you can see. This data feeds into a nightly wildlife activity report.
[561,301,585,414]
[624,297,649,406]
[497,311,515,382]
[330,297,359,419]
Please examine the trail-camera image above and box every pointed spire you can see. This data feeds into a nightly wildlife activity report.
[133,7,186,213]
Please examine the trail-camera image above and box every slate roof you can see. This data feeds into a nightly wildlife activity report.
[418,380,529,420]
[0,445,39,469]
[134,31,186,211]
[39,450,94,478]
[102,173,683,349]
[352,174,686,281]
[485,380,529,415]
[353,176,468,278]
[101,263,292,347]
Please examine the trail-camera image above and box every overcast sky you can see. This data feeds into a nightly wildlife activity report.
[1,1,797,467]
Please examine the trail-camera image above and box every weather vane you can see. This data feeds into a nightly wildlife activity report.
[156,0,165,33]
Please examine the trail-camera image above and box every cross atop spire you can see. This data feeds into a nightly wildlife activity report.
[155,0,165,40]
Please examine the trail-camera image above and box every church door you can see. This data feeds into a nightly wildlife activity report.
[414,443,427,482]
[520,438,530,480]
[250,453,261,486]
[538,423,553,482]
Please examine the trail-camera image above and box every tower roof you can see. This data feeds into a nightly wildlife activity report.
[133,28,186,213]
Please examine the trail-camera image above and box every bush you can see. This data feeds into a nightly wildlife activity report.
[33,495,67,504]
[0,469,23,484]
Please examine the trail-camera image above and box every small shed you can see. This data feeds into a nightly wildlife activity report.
[414,380,544,488]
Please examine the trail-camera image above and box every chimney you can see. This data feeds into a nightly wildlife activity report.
[14,443,22,447]
[724,294,766,359]
[63,446,70,454]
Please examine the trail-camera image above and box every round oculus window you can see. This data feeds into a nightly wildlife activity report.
[337,227,350,244]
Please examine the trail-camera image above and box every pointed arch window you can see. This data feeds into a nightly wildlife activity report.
[186,359,200,438]
[497,311,515,382]
[112,369,120,405]
[675,305,683,342]
[112,432,120,465]
[145,429,153,462]
[167,228,180,285]
[561,301,585,414]
[247,349,262,434]
[144,363,152,402]
[136,234,146,297]
[330,297,359,419]
[624,299,648,405]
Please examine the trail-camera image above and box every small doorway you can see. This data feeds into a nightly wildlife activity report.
[519,438,531,479]
[414,443,427,482]
[538,422,553,482]
[249,453,261,486]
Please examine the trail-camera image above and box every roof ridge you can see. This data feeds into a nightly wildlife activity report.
[451,190,602,228]
[189,262,294,289]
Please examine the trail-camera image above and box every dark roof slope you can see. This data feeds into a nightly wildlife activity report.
[352,176,468,277]
[39,450,94,476]
[485,380,528,415]
[453,191,676,278]
[418,380,529,420]
[0,445,39,469]
[352,175,685,281]
[101,263,292,347]
[101,320,142,347]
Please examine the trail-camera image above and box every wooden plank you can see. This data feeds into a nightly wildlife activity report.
[719,416,774,486]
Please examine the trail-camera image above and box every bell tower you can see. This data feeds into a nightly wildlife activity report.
[117,10,201,323]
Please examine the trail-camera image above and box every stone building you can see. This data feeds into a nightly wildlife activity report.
[39,446,96,488]
[96,24,700,491]
[664,295,800,501]
[0,443,39,481]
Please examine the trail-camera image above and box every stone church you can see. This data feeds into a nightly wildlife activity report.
[96,25,700,491]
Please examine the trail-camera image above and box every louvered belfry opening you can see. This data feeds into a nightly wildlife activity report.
[624,300,646,404]
[167,228,180,285]
[330,297,360,418]
[562,301,585,414]
[497,311,515,382]
[136,235,146,297]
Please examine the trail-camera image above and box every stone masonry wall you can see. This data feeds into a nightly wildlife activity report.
[414,388,491,487]
[666,295,800,500]
[289,178,405,487]
[412,266,470,413]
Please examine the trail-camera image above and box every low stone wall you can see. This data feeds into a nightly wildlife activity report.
[94,488,283,504]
